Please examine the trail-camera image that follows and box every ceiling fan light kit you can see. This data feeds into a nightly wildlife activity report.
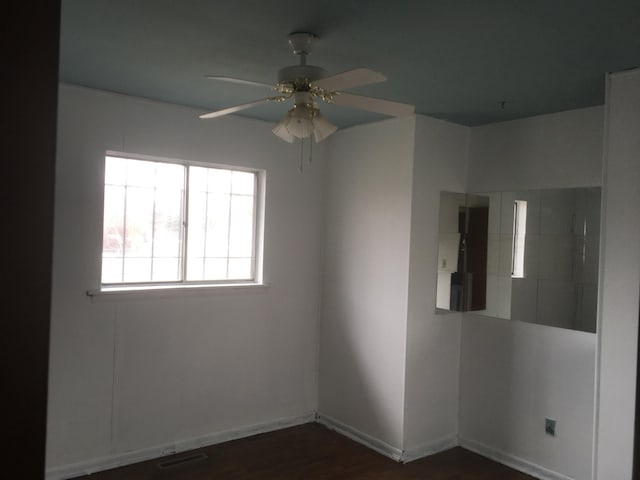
[311,111,338,142]
[285,103,315,139]
[271,91,338,143]
[200,32,414,146]
[271,105,339,143]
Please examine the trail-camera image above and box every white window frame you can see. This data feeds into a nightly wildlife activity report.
[92,151,266,297]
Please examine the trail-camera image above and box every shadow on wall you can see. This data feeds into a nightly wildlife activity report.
[318,277,404,451]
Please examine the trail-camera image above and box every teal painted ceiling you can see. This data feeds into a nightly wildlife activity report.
[60,0,640,128]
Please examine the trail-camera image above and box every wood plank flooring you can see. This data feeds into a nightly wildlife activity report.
[72,423,534,479]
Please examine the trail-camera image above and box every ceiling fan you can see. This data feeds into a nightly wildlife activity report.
[200,32,415,143]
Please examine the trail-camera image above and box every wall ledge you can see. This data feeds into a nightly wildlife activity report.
[86,282,270,302]
[459,437,576,480]
[45,412,315,480]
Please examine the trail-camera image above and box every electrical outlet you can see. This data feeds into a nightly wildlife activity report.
[545,418,556,436]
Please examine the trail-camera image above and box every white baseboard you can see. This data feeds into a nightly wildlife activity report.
[316,413,404,461]
[401,434,459,463]
[46,412,316,480]
[47,416,575,480]
[459,437,576,480]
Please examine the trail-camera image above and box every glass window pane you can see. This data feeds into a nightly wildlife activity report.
[123,257,152,283]
[229,195,254,258]
[205,192,230,257]
[187,190,207,261]
[207,168,231,193]
[124,186,154,258]
[152,257,181,282]
[101,257,123,283]
[512,200,527,278]
[228,258,252,280]
[189,166,208,192]
[126,159,157,187]
[186,256,205,281]
[186,167,257,282]
[153,188,183,257]
[102,157,258,286]
[204,258,228,280]
[105,157,128,186]
[231,171,255,195]
[103,185,125,255]
[155,162,184,190]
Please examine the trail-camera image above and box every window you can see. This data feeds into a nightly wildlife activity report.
[101,154,261,287]
[511,200,527,278]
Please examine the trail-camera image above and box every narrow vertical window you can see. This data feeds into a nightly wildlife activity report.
[511,200,527,278]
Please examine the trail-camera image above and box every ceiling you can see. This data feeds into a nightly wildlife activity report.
[59,0,640,128]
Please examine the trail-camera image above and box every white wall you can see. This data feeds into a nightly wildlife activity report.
[46,85,324,475]
[468,106,604,192]
[48,85,622,480]
[318,117,415,452]
[595,68,640,480]
[403,115,470,456]
[460,316,596,479]
[461,106,604,479]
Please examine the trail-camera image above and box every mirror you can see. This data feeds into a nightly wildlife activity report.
[436,192,490,312]
[436,187,601,333]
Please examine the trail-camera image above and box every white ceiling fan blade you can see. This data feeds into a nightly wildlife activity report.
[199,97,286,119]
[205,75,274,89]
[331,93,415,117]
[312,68,386,92]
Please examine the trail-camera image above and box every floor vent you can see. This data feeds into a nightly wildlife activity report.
[157,452,208,469]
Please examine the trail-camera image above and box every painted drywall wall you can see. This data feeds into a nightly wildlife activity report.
[47,84,618,479]
[318,117,415,452]
[403,115,470,455]
[595,68,640,480]
[461,106,604,479]
[468,106,604,192]
[47,85,324,474]
[460,316,596,479]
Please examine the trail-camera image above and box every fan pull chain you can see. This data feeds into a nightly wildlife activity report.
[299,138,304,173]
[297,138,314,173]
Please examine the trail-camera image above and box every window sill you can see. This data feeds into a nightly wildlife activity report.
[86,282,270,302]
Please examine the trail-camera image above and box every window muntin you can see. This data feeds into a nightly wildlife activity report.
[101,155,259,286]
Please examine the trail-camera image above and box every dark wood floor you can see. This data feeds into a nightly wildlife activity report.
[73,423,534,479]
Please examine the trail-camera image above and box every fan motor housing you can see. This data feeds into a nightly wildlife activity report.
[278,65,326,86]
